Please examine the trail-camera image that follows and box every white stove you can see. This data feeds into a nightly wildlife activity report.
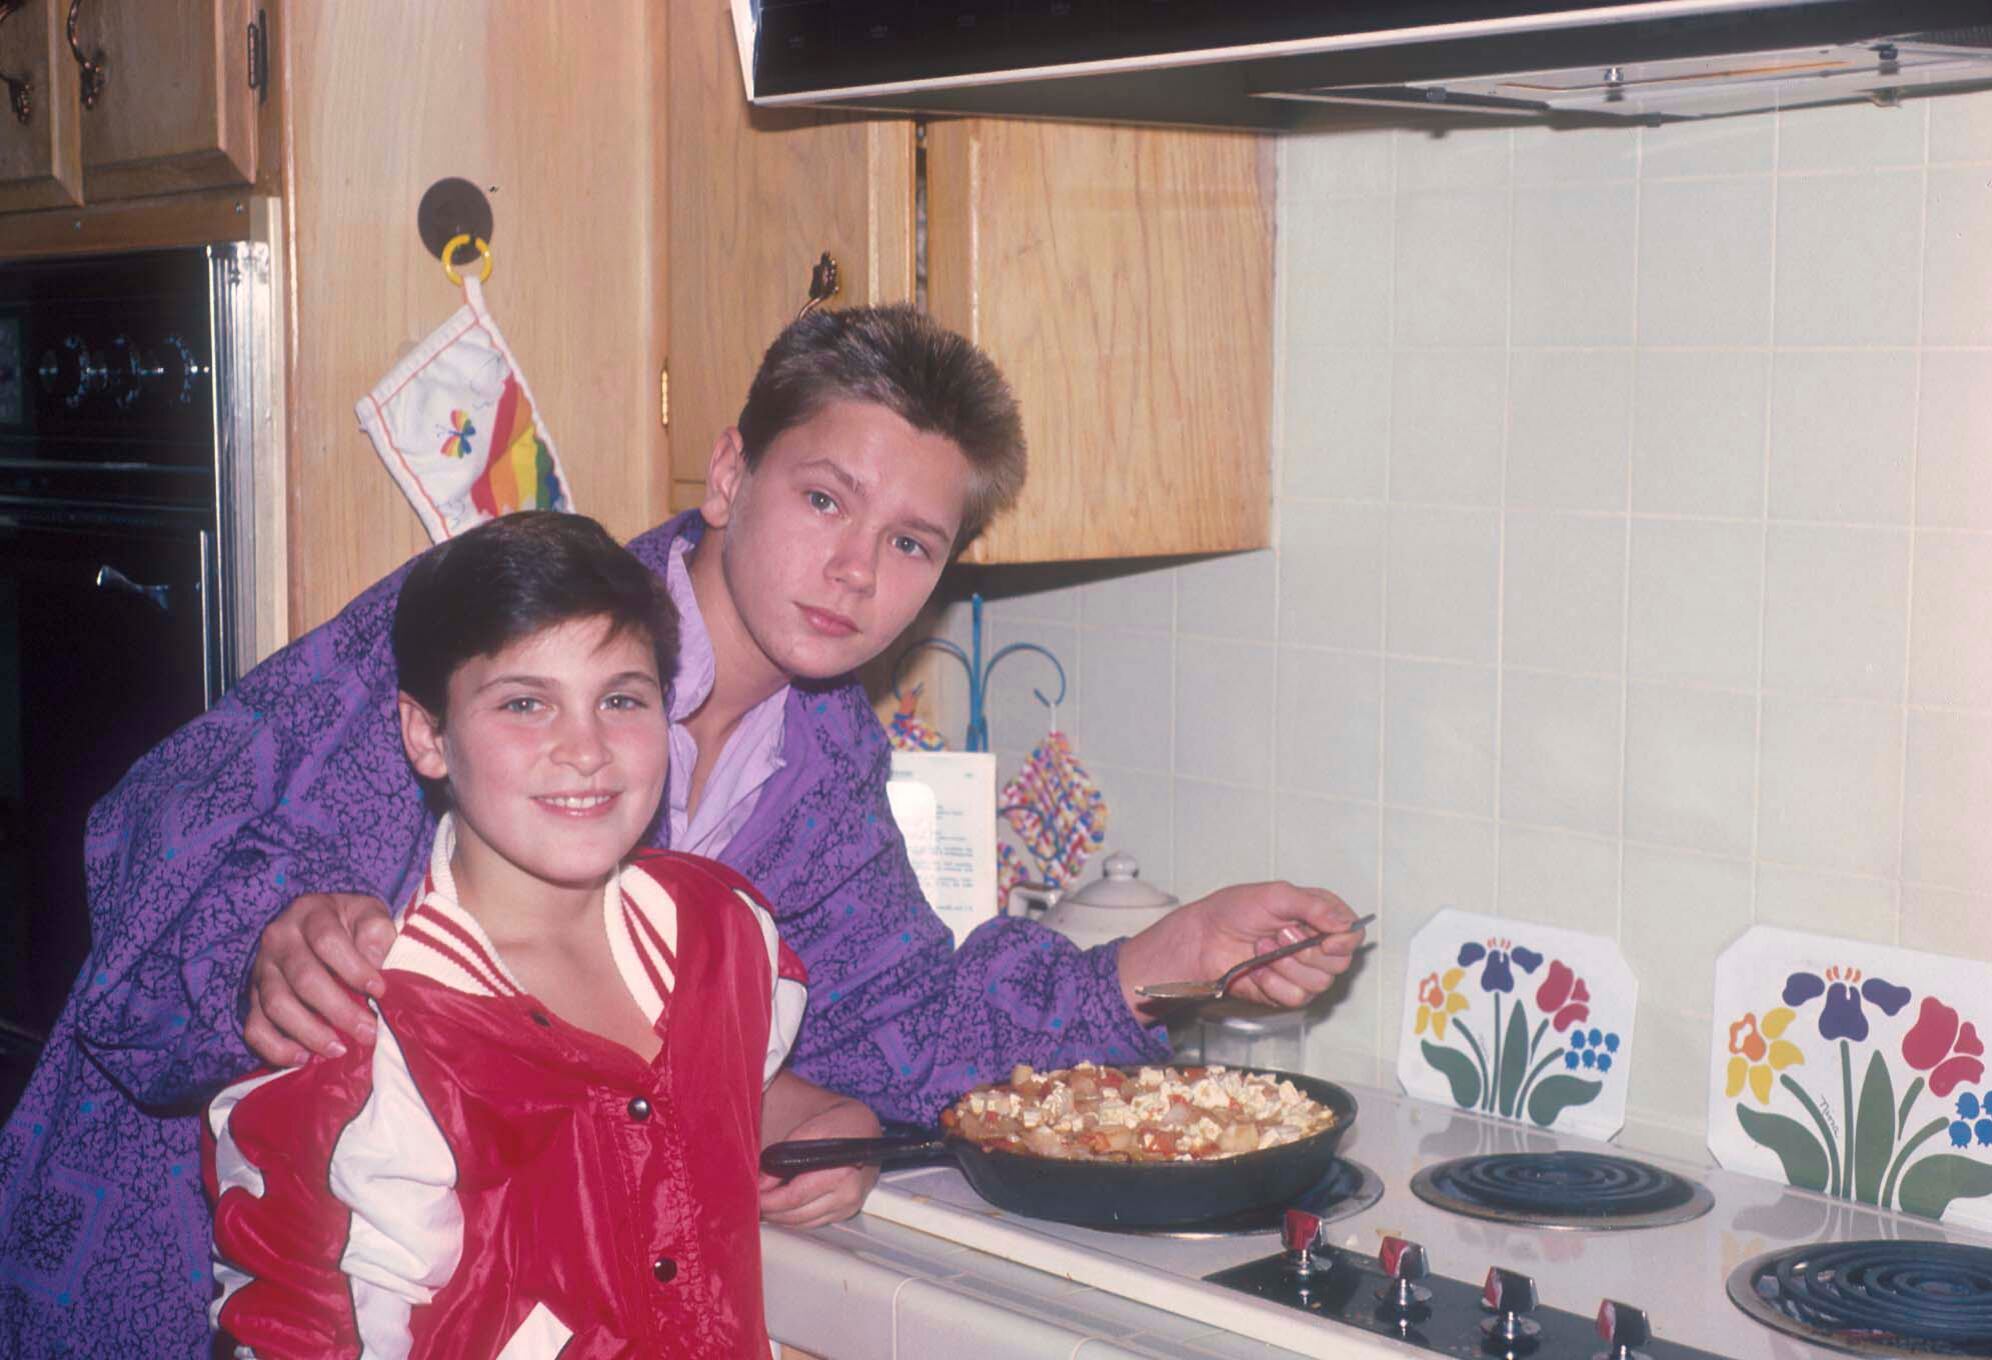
[860,1082,1992,1358]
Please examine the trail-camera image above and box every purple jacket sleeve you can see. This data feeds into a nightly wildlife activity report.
[70,566,432,1109]
[748,691,1171,1126]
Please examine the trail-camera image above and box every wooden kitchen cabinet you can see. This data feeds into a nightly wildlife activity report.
[78,0,261,200]
[0,0,260,212]
[665,2,1272,564]
[0,0,82,212]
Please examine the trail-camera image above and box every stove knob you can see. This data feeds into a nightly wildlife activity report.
[1376,1236,1432,1312]
[1594,1299,1651,1360]
[1481,1267,1542,1348]
[160,333,211,405]
[1281,1207,1325,1275]
[39,336,111,408]
[110,336,163,410]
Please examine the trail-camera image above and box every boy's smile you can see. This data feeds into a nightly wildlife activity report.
[695,399,971,695]
[397,615,669,918]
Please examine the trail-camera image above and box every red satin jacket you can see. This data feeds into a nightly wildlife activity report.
[202,825,807,1360]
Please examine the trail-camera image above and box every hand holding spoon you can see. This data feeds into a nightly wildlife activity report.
[1135,912,1377,1002]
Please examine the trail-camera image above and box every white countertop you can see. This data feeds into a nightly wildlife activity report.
[761,1210,1321,1360]
[761,1079,1992,1359]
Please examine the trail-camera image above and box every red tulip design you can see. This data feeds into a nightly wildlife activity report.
[1534,959,1592,1033]
[1901,996,1987,1098]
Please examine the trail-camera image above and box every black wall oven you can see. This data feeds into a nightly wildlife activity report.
[0,246,268,1105]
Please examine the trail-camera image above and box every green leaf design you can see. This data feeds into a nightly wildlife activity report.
[1852,1049,1896,1206]
[1736,1104,1831,1193]
[1422,1040,1482,1109]
[1897,1154,1992,1222]
[1497,997,1531,1117]
[1525,1074,1601,1128]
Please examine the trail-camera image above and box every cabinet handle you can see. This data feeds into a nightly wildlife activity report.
[0,0,31,124]
[66,0,104,109]
[797,251,840,319]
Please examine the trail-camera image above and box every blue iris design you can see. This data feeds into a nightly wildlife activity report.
[1457,941,1545,994]
[1782,970,1911,1043]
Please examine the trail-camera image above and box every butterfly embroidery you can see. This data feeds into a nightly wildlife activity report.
[438,409,477,458]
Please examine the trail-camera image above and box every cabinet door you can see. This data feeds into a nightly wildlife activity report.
[925,119,1273,564]
[665,0,913,511]
[77,0,256,200]
[0,0,80,211]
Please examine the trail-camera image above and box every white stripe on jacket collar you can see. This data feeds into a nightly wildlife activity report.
[382,813,677,1022]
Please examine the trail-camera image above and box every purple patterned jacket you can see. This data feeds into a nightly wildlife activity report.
[0,511,1168,1359]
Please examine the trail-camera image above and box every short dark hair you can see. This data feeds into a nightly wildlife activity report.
[735,304,1026,549]
[392,511,678,723]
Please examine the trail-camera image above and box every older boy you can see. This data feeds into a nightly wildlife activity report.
[0,306,1361,1357]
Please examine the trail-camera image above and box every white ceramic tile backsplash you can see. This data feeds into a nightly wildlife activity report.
[1501,510,1626,675]
[1765,349,1917,524]
[1625,518,1764,689]
[1622,683,1757,859]
[1273,649,1379,801]
[1280,347,1390,501]
[1389,349,1505,505]
[1916,351,1992,530]
[1759,524,1910,702]
[1635,176,1774,346]
[1629,349,1769,516]
[1496,824,1619,932]
[1505,349,1632,511]
[1382,659,1498,815]
[1772,171,1924,346]
[1383,506,1500,662]
[1392,189,1510,346]
[930,96,1992,1158]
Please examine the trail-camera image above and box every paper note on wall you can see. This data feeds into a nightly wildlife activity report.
[886,751,997,947]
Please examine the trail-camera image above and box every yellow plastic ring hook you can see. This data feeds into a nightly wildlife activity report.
[440,233,493,286]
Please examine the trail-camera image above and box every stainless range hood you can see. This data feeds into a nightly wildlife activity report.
[731,1,1992,130]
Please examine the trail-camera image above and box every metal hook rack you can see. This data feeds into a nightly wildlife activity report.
[890,593,1066,754]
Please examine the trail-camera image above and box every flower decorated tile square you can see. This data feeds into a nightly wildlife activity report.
[1710,927,1992,1231]
[1396,908,1637,1139]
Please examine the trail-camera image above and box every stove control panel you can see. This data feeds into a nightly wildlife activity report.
[1207,1237,1735,1360]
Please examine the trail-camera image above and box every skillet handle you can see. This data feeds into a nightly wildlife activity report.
[760,1134,946,1179]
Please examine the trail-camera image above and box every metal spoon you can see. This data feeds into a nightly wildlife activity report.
[1135,912,1377,1002]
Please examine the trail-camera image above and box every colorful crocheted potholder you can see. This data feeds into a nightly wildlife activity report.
[997,729,1108,909]
[887,683,948,752]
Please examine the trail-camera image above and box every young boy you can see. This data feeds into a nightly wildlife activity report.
[202,512,869,1359]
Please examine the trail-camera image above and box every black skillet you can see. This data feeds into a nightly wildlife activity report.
[761,1067,1358,1230]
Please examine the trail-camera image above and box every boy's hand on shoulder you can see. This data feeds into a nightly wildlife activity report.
[758,1095,882,1230]
[244,892,395,1066]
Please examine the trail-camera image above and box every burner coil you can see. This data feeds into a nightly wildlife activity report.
[1735,1240,1992,1355]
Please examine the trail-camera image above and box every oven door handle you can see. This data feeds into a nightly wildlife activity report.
[95,563,171,612]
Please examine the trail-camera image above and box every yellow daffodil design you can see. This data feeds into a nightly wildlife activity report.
[1415,968,1469,1040]
[1725,1007,1805,1104]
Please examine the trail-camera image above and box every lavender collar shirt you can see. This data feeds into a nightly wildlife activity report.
[660,535,789,858]
[0,510,1168,1360]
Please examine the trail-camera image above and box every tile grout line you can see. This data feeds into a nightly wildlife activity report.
[1617,123,1646,948]
[1373,128,1400,1073]
[1265,134,1291,899]
[1490,127,1516,923]
[1746,108,1783,928]
[1894,108,1935,949]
